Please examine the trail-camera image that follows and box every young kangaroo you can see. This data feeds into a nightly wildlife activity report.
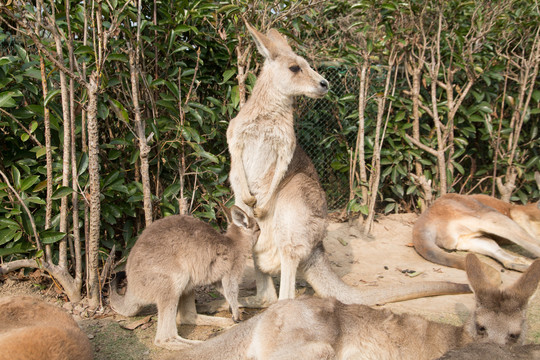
[226,23,469,307]
[414,193,540,272]
[0,296,93,360]
[109,205,259,350]
[169,254,540,360]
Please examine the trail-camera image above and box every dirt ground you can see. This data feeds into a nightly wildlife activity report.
[2,213,540,359]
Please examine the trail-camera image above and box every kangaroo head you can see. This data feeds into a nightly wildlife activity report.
[246,23,329,99]
[226,205,260,245]
[465,254,540,345]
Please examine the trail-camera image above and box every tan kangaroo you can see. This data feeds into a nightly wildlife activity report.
[437,342,540,360]
[109,205,259,350]
[0,296,93,360]
[226,23,469,307]
[166,254,540,360]
[414,193,540,272]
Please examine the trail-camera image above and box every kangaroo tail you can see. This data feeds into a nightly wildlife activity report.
[166,313,258,360]
[108,271,143,317]
[302,243,471,306]
[412,223,467,270]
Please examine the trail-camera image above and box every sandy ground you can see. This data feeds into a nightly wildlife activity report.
[1,213,539,359]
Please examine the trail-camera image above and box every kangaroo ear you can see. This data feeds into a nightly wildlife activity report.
[266,29,293,53]
[230,205,250,229]
[509,258,540,304]
[465,254,501,294]
[245,23,281,60]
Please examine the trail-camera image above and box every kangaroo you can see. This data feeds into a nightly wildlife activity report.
[437,343,540,360]
[109,205,259,350]
[226,23,470,308]
[0,296,93,360]
[414,193,540,272]
[167,254,540,360]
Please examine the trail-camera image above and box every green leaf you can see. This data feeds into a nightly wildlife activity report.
[40,230,66,244]
[0,91,15,108]
[220,69,236,85]
[44,89,62,107]
[20,175,40,191]
[0,218,19,229]
[163,183,181,199]
[0,243,28,256]
[12,167,21,190]
[0,228,18,246]
[51,186,74,200]
[110,99,130,122]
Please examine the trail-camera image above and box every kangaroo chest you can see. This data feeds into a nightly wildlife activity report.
[240,117,296,189]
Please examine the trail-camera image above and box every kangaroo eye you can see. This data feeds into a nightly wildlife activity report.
[508,333,521,342]
[289,65,301,73]
[476,324,486,336]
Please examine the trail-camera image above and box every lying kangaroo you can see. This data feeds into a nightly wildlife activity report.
[168,254,540,360]
[0,296,93,360]
[109,205,259,350]
[414,193,540,272]
[437,342,540,360]
[226,23,469,307]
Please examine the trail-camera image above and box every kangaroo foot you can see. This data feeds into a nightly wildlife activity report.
[182,313,235,327]
[154,336,202,350]
[501,254,532,272]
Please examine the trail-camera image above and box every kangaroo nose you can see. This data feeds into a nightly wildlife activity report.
[320,79,329,89]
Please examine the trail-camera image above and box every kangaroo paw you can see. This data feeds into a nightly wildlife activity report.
[253,207,267,219]
[243,194,257,208]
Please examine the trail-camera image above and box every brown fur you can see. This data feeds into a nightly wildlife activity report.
[225,23,469,309]
[0,296,93,360]
[414,193,540,272]
[109,206,259,350]
[170,254,540,360]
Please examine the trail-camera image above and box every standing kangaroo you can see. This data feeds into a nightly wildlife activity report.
[167,254,540,360]
[414,193,540,272]
[0,296,93,360]
[109,205,259,350]
[226,23,469,307]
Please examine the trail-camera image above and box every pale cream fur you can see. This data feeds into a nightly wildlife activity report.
[109,206,259,350]
[170,254,540,360]
[0,296,93,360]
[414,193,540,272]
[226,23,470,308]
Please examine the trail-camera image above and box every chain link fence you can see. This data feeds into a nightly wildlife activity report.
[295,66,359,211]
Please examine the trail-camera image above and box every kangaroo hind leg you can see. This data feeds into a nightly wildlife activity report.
[154,276,201,350]
[456,234,532,272]
[176,291,234,327]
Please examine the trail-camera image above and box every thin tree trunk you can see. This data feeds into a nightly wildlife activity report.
[129,47,153,225]
[86,71,101,307]
[351,62,369,208]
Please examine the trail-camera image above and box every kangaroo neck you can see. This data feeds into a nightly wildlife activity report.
[241,66,294,122]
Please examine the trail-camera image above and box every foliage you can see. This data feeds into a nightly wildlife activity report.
[0,0,538,298]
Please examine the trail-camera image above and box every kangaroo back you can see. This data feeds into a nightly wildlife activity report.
[0,296,93,360]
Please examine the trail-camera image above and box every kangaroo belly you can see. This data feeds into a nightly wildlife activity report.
[253,226,281,274]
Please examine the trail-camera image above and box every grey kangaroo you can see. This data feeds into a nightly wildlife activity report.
[226,22,469,307]
[109,205,259,350]
[168,254,540,360]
